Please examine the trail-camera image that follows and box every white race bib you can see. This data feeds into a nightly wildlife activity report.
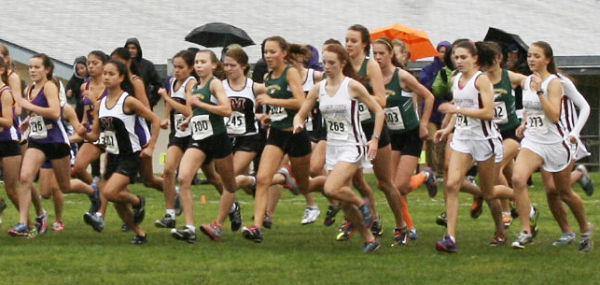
[269,105,287,122]
[226,111,246,135]
[102,130,119,154]
[358,103,371,121]
[191,115,213,140]
[455,113,470,129]
[29,115,48,139]
[384,106,405,130]
[493,101,508,124]
[174,113,191,138]
[527,113,547,133]
[305,117,313,132]
[326,118,349,140]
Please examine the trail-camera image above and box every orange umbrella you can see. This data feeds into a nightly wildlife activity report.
[370,23,439,61]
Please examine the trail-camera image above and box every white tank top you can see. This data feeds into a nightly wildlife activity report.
[99,92,141,155]
[319,77,366,146]
[523,74,565,144]
[302,68,315,92]
[452,71,497,140]
[222,78,259,136]
[170,76,194,138]
[170,76,195,101]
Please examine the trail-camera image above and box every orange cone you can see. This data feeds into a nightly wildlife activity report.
[200,195,207,203]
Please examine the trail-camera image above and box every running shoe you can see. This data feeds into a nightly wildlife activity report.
[370,217,383,237]
[336,220,356,241]
[470,196,484,219]
[511,230,533,249]
[133,195,146,224]
[52,221,65,232]
[358,203,373,227]
[323,204,341,226]
[423,168,438,197]
[576,165,594,196]
[489,232,506,247]
[579,223,594,253]
[8,223,29,237]
[301,206,320,225]
[436,211,447,227]
[363,240,381,253]
[278,165,299,195]
[391,227,408,247]
[241,225,263,243]
[510,202,519,218]
[502,213,512,229]
[174,187,182,216]
[35,210,48,235]
[229,202,242,231]
[88,184,101,213]
[155,214,176,228]
[200,221,223,241]
[530,205,539,238]
[435,235,457,253]
[131,234,148,245]
[171,226,196,244]
[121,223,130,232]
[263,213,273,229]
[408,228,419,240]
[552,232,576,246]
[83,212,104,232]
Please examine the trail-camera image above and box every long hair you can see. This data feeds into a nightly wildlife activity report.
[111,47,141,77]
[324,44,356,79]
[0,56,8,84]
[106,60,134,95]
[197,50,225,80]
[264,36,290,62]
[453,40,496,68]
[373,37,402,67]
[531,41,558,75]
[348,24,371,55]
[32,53,55,81]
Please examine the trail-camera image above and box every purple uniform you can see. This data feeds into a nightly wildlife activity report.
[27,87,70,145]
[0,86,20,142]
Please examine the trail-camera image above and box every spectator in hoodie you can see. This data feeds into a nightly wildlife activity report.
[125,38,162,108]
[66,56,88,120]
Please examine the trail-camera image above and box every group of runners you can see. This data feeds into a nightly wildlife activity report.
[0,23,594,253]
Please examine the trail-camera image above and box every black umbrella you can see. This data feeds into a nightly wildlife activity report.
[185,22,255,48]
[483,27,528,54]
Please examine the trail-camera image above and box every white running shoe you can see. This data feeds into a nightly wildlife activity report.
[301,206,320,225]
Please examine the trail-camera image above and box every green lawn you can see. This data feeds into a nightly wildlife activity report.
[0,173,599,284]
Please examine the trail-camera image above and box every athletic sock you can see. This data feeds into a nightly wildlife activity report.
[409,172,427,191]
[502,211,510,216]
[95,212,103,218]
[186,225,196,232]
[529,206,535,218]
[166,209,175,218]
[400,197,414,228]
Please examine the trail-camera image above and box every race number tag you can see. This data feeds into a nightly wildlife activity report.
[326,118,348,140]
[226,111,246,135]
[29,115,48,139]
[269,106,287,122]
[174,113,191,137]
[305,116,313,131]
[102,130,119,154]
[527,113,547,133]
[191,115,213,140]
[384,106,405,130]
[494,101,508,124]
[358,102,371,121]
[455,113,470,128]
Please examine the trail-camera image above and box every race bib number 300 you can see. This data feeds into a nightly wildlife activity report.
[191,115,213,140]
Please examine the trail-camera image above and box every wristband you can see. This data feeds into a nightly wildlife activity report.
[372,133,381,140]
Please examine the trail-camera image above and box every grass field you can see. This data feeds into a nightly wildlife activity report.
[0,172,599,284]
